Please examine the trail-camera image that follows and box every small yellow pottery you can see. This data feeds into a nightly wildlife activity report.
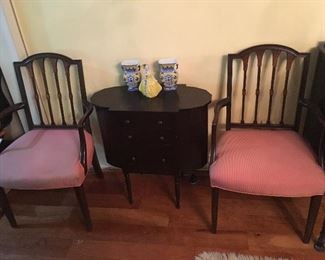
[139,65,162,98]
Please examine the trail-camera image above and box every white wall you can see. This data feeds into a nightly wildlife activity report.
[0,1,27,137]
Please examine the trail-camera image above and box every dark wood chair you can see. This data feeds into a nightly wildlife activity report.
[209,44,325,243]
[0,53,103,230]
[312,43,325,252]
[0,67,12,132]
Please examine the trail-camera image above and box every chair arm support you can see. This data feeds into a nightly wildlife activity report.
[0,102,25,121]
[77,102,94,173]
[212,97,231,126]
[0,102,25,132]
[77,102,94,128]
[210,97,231,165]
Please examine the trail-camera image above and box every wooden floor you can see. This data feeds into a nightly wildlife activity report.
[0,170,324,259]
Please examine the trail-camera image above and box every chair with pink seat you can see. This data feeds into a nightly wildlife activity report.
[209,44,325,243]
[0,53,102,230]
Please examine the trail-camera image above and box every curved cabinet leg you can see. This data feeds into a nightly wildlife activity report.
[174,171,181,209]
[0,187,17,227]
[123,170,133,204]
[211,187,219,234]
[74,185,92,231]
[303,195,322,243]
[92,151,104,178]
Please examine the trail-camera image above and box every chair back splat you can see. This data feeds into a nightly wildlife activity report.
[14,53,88,130]
[226,44,309,131]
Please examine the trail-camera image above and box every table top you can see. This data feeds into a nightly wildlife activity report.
[90,85,211,112]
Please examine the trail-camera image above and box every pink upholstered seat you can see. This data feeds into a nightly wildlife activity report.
[0,129,94,190]
[210,130,325,197]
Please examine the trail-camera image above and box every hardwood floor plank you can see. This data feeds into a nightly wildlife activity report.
[0,172,324,259]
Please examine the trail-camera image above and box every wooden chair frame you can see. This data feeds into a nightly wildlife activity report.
[210,44,323,243]
[0,53,103,230]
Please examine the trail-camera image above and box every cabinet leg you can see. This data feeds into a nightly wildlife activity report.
[211,188,219,234]
[92,151,104,178]
[174,172,181,209]
[123,170,133,204]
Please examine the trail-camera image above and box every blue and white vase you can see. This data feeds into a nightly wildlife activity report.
[158,58,178,91]
[121,59,141,91]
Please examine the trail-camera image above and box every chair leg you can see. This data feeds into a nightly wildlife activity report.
[123,170,133,204]
[74,185,92,231]
[314,217,325,251]
[92,151,104,178]
[174,171,181,209]
[303,195,322,243]
[211,187,219,234]
[0,187,17,227]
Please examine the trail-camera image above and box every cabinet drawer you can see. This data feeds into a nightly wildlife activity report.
[122,148,176,171]
[108,112,175,130]
[119,129,176,146]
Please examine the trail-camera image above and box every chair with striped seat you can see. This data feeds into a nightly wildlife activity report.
[0,53,103,230]
[209,44,325,243]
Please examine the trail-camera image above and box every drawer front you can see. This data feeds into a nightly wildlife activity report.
[122,147,176,171]
[118,128,176,146]
[108,111,175,130]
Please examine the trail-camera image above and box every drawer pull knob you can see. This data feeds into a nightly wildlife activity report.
[131,156,136,161]
[124,119,131,124]
[159,136,165,141]
[128,135,133,139]
[161,158,166,163]
[157,120,163,125]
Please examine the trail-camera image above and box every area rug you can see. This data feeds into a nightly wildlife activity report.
[195,252,288,260]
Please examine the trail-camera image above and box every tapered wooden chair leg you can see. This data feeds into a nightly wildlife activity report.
[0,187,17,227]
[211,188,219,234]
[92,151,104,178]
[314,218,325,252]
[74,185,92,231]
[303,195,322,243]
[314,217,325,251]
[123,170,133,204]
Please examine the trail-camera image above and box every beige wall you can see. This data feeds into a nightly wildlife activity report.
[11,0,325,165]
[13,0,325,95]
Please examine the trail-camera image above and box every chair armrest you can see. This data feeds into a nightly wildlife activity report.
[77,102,94,128]
[210,97,231,165]
[0,102,25,131]
[0,102,25,121]
[77,102,94,173]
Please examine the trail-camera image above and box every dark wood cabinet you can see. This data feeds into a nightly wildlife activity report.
[91,85,211,208]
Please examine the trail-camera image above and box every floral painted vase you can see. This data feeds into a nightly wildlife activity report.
[121,59,141,91]
[158,58,178,91]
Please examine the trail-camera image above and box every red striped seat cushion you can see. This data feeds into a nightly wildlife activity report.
[0,129,94,190]
[210,130,325,197]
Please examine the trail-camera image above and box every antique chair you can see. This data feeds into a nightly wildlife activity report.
[312,43,325,252]
[0,67,12,132]
[209,44,325,243]
[0,53,102,230]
